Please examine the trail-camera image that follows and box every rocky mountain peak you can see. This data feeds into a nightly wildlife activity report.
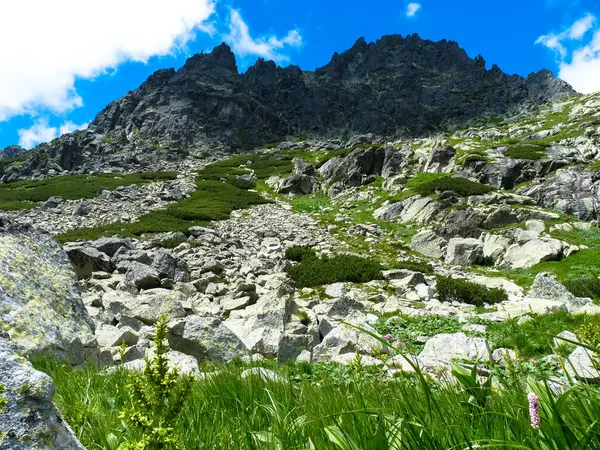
[0,34,578,180]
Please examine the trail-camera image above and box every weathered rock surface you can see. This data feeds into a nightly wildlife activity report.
[0,338,85,450]
[0,225,96,364]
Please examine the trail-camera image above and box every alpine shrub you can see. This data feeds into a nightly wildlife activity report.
[287,253,382,288]
[118,316,193,450]
[285,245,317,262]
[436,275,507,307]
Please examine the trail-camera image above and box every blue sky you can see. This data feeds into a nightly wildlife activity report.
[1,0,599,150]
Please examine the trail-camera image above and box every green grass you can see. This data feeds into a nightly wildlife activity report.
[499,227,600,291]
[413,176,494,197]
[33,355,600,449]
[287,252,383,288]
[391,260,433,274]
[0,172,178,211]
[485,312,600,357]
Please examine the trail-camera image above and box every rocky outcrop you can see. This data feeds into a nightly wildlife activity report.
[1,35,575,179]
[0,224,96,364]
[0,337,84,450]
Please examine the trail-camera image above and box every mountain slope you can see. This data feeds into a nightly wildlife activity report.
[0,34,576,181]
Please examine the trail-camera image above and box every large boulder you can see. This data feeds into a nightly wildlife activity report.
[64,246,114,279]
[168,316,249,363]
[444,238,483,266]
[410,230,447,259]
[526,273,590,312]
[277,174,319,195]
[424,146,456,173]
[103,289,187,325]
[418,332,491,369]
[566,346,600,382]
[89,236,133,257]
[0,337,84,449]
[225,290,293,357]
[0,225,96,364]
[501,238,567,269]
[123,261,161,290]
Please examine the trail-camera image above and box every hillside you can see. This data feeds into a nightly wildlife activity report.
[1,35,600,450]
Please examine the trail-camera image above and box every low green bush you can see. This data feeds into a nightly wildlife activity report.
[287,253,383,288]
[436,275,507,307]
[413,176,493,197]
[392,260,433,274]
[285,245,317,262]
[504,144,547,160]
[562,276,600,300]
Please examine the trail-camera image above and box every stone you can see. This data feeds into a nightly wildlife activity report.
[225,291,293,357]
[410,230,447,259]
[72,201,90,216]
[90,236,133,257]
[241,368,286,383]
[124,261,161,290]
[0,338,85,450]
[424,146,456,172]
[168,316,249,363]
[418,333,491,368]
[292,157,317,176]
[492,348,517,366]
[566,346,600,382]
[482,234,511,265]
[111,326,140,347]
[373,202,404,220]
[64,246,114,279]
[444,238,483,266]
[527,273,590,312]
[0,226,96,364]
[502,238,566,269]
[325,282,347,298]
[278,174,319,195]
[152,250,190,281]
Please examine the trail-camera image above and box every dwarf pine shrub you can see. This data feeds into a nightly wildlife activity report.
[287,252,382,288]
[436,275,507,307]
[118,316,193,450]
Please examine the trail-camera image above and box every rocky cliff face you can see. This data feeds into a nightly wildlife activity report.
[0,34,575,181]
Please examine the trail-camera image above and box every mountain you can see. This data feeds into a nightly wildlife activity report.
[0,34,576,181]
[0,145,27,160]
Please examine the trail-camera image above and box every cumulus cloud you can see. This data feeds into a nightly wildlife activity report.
[0,0,216,122]
[406,2,422,18]
[224,9,302,61]
[536,14,600,93]
[18,118,89,149]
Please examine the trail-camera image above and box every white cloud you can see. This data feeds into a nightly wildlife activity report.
[18,118,89,149]
[406,2,422,18]
[224,9,302,62]
[0,0,216,122]
[536,14,600,93]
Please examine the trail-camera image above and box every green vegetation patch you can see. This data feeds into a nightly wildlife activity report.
[198,153,293,181]
[392,260,433,274]
[33,348,600,449]
[503,143,547,160]
[412,175,494,197]
[57,180,268,243]
[286,249,382,288]
[376,314,462,353]
[436,275,508,307]
[486,312,600,357]
[0,172,178,211]
[500,227,600,293]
